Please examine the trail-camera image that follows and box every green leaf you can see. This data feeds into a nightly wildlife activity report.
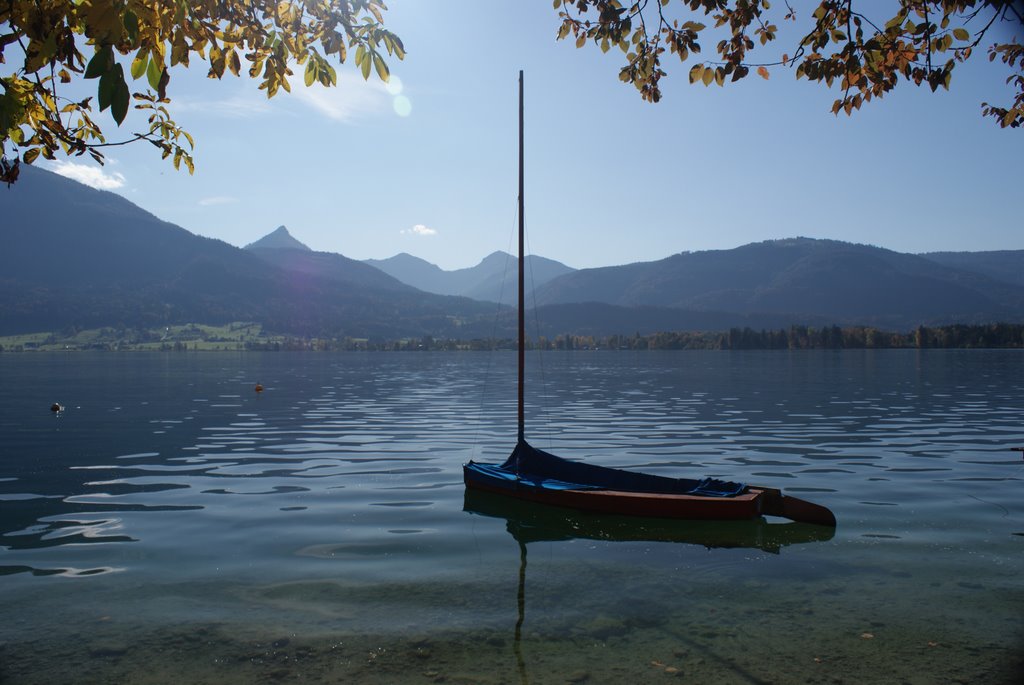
[123,10,139,44]
[38,32,58,64]
[85,46,114,79]
[304,60,316,87]
[98,67,116,111]
[147,57,162,91]
[131,51,147,80]
[111,65,130,124]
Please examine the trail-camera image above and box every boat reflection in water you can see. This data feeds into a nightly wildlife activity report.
[463,487,835,552]
[463,489,835,684]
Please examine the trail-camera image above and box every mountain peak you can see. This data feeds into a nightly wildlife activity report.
[478,251,514,267]
[245,225,312,251]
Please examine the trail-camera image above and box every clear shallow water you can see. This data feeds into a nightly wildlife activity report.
[0,350,1022,684]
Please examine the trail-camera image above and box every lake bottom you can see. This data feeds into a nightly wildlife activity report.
[3,544,1021,684]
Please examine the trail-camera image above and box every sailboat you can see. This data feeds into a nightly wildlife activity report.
[462,72,836,528]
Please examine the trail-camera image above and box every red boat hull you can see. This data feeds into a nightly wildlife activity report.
[465,473,767,521]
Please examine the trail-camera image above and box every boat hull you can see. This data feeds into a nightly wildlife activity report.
[464,465,763,520]
[463,442,836,527]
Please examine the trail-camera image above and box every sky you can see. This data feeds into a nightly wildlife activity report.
[34,1,1024,271]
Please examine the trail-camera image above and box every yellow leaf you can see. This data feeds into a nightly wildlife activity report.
[228,50,241,77]
[372,52,388,81]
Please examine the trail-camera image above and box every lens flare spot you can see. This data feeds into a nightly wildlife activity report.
[385,75,404,96]
[393,95,412,117]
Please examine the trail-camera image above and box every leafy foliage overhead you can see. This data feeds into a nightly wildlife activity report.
[0,0,404,185]
[554,0,1023,127]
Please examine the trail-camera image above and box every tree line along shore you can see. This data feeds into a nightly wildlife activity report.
[2,323,1023,353]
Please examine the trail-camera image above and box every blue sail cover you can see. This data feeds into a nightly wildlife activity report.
[498,441,745,497]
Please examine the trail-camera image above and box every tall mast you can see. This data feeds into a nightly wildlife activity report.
[517,70,525,445]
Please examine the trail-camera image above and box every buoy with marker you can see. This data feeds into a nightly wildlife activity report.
[50,403,64,413]
[255,383,264,393]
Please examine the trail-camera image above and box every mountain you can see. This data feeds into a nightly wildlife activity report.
[530,302,831,337]
[244,225,311,251]
[365,251,575,304]
[534,238,1024,329]
[0,166,499,338]
[3,168,1021,338]
[364,253,450,293]
[466,253,578,304]
[244,228,412,293]
[919,250,1024,288]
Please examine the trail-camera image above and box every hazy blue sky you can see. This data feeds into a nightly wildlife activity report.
[39,2,1023,270]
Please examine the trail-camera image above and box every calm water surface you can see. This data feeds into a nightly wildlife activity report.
[0,350,1022,683]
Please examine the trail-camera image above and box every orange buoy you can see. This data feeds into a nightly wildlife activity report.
[255,383,264,393]
[50,403,63,413]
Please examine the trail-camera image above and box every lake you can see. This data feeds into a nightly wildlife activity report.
[1,350,1022,684]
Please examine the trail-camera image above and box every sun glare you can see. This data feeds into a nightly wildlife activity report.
[385,75,411,116]
[393,95,412,117]
[385,75,403,96]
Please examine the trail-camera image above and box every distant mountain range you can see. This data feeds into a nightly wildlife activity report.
[0,167,498,338]
[1,166,1022,337]
[245,226,414,294]
[364,251,575,305]
[917,250,1024,288]
[529,238,1024,330]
